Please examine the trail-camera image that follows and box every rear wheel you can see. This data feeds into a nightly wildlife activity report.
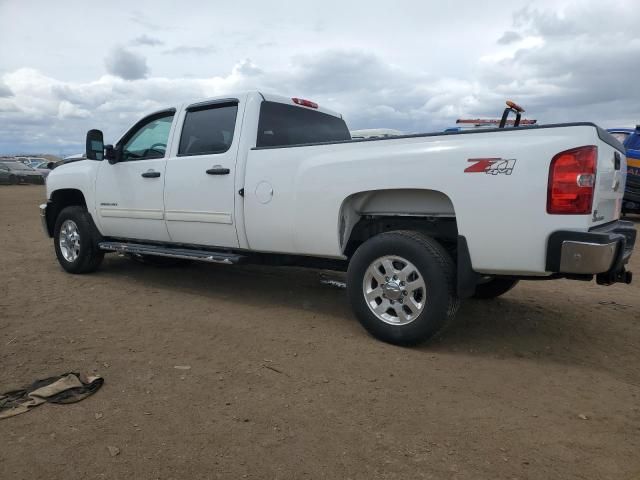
[472,277,518,299]
[347,231,459,345]
[9,175,17,185]
[53,206,104,274]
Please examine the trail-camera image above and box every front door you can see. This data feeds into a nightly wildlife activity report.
[163,100,241,247]
[95,111,175,242]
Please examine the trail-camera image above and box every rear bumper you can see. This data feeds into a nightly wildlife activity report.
[546,220,635,284]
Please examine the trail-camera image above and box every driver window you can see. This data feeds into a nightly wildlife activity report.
[122,114,174,161]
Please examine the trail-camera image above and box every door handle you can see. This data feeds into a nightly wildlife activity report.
[206,166,230,175]
[141,170,161,178]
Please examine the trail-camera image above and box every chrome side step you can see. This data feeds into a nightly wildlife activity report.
[99,241,245,265]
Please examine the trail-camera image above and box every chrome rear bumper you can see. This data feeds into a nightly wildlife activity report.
[559,241,618,274]
[547,220,635,284]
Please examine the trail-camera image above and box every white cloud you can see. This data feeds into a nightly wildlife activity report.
[497,31,522,45]
[0,0,638,154]
[0,80,13,97]
[131,34,164,47]
[163,45,216,56]
[57,100,90,119]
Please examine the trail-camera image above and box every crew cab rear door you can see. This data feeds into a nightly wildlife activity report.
[163,98,244,247]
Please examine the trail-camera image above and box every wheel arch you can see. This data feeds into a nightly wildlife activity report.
[338,189,479,298]
[339,188,457,255]
[44,188,88,237]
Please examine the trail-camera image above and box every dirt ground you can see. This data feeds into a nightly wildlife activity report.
[1,185,639,480]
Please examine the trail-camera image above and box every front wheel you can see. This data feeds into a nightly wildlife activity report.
[53,206,104,274]
[347,231,459,346]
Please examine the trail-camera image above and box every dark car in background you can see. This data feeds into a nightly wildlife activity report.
[0,161,46,185]
[30,160,52,178]
[608,127,640,214]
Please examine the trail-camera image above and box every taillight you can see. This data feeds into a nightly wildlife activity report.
[547,145,597,214]
[292,98,318,109]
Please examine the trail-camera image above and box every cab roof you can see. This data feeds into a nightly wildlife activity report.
[175,91,342,119]
[259,92,343,119]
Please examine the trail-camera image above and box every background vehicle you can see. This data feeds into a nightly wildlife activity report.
[16,156,49,168]
[608,127,640,213]
[350,128,404,139]
[608,129,634,145]
[0,161,45,184]
[40,92,635,345]
[445,117,537,133]
[0,163,17,184]
[30,160,52,178]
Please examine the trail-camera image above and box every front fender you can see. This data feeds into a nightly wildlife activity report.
[46,160,99,215]
[44,160,101,236]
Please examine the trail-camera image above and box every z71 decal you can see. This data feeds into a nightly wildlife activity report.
[465,158,516,175]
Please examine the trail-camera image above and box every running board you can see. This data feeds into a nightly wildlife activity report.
[98,242,245,265]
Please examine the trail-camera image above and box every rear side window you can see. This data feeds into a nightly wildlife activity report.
[178,102,238,156]
[257,101,351,147]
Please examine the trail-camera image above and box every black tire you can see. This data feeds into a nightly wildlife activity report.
[53,206,104,274]
[9,175,17,185]
[347,230,459,346]
[472,278,518,299]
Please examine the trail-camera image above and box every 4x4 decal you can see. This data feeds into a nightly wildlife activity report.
[465,158,516,175]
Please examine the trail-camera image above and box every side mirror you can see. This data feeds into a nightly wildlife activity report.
[86,129,104,160]
[46,162,56,170]
[104,144,117,164]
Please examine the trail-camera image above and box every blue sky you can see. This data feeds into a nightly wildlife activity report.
[0,0,638,155]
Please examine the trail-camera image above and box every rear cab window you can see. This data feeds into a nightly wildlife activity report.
[256,101,351,148]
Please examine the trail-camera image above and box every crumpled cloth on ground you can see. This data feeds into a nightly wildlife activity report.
[0,372,103,420]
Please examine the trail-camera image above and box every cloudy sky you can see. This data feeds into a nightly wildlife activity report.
[0,0,638,155]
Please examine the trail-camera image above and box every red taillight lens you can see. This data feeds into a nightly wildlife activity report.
[547,146,597,214]
[292,97,318,109]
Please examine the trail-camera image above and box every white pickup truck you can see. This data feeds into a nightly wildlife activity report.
[41,92,636,345]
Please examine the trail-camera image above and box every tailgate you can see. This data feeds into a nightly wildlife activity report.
[590,130,626,227]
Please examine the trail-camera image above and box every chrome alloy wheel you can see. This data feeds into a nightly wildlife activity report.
[59,219,81,262]
[362,255,427,326]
